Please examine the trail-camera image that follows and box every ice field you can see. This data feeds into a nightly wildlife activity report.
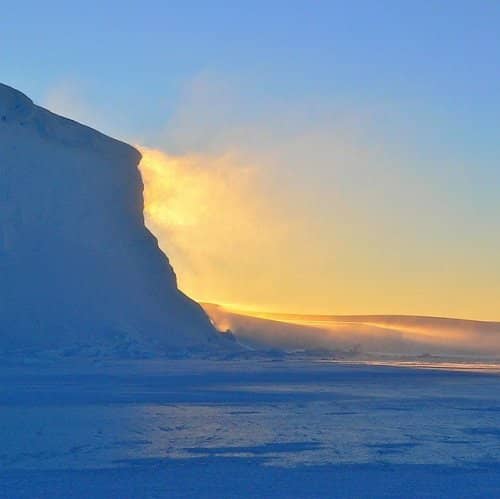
[1,358,499,498]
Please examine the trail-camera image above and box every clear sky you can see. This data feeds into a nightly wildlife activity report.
[2,2,499,319]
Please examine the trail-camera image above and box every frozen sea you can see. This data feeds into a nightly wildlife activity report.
[0,358,499,498]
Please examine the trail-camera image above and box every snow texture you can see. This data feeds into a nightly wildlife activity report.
[0,359,499,498]
[204,304,500,358]
[0,83,226,354]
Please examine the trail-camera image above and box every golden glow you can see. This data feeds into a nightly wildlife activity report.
[139,146,301,308]
[202,303,500,355]
[138,146,499,321]
[216,307,475,344]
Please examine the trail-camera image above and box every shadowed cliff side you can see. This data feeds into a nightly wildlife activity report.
[0,83,232,355]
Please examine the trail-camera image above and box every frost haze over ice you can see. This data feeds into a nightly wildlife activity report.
[0,83,225,354]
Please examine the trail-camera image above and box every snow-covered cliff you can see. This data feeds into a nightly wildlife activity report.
[0,83,226,354]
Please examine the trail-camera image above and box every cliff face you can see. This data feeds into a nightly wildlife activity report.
[0,83,222,353]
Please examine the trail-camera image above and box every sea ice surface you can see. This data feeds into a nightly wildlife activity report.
[0,358,499,498]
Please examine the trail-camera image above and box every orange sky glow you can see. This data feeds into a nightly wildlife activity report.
[139,146,499,321]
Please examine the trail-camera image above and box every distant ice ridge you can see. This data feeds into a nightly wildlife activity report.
[0,83,235,356]
[203,304,500,359]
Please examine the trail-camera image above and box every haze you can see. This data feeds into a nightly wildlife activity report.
[4,2,499,320]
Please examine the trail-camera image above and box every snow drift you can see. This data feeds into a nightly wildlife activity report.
[203,304,500,358]
[0,83,228,354]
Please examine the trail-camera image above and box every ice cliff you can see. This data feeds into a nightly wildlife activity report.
[0,83,227,354]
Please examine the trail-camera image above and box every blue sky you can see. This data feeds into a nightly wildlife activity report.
[3,1,499,137]
[1,1,499,318]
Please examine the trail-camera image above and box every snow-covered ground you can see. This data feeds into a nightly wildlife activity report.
[0,358,499,498]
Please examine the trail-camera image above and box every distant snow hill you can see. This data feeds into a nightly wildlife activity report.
[202,304,500,358]
[0,83,235,357]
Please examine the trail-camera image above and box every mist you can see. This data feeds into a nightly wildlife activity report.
[138,73,500,320]
[43,73,500,320]
[203,304,500,359]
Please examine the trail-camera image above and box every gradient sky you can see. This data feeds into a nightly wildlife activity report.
[1,2,499,319]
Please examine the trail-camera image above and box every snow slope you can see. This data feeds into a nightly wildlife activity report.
[0,83,228,354]
[203,304,500,357]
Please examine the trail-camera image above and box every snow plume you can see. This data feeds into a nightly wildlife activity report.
[202,304,500,358]
[138,146,297,307]
[135,74,391,314]
[42,74,500,321]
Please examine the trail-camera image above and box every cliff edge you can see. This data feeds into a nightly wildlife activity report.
[0,83,228,355]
